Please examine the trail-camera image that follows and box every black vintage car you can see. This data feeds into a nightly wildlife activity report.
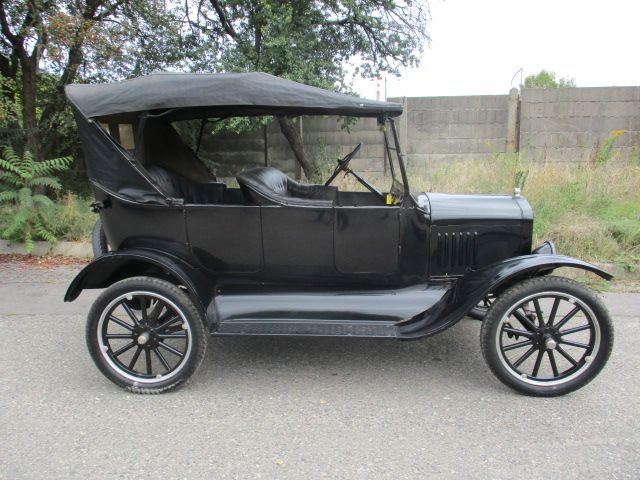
[65,72,614,396]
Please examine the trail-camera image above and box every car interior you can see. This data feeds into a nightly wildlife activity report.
[104,116,391,208]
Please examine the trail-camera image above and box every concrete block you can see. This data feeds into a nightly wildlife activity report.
[601,100,640,117]
[520,101,545,119]
[0,240,92,258]
[408,121,450,138]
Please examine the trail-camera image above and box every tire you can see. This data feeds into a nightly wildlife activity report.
[86,276,207,394]
[480,276,613,396]
[91,219,109,257]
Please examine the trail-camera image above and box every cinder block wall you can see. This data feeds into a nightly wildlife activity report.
[389,95,510,174]
[201,86,640,179]
[519,87,640,163]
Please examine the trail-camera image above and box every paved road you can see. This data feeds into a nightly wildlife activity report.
[0,261,638,479]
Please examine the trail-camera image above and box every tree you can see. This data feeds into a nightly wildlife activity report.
[523,70,576,89]
[0,0,196,163]
[189,0,430,179]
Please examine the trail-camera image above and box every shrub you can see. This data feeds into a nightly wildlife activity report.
[0,146,72,252]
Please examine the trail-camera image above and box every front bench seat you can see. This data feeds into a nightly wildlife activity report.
[237,167,337,207]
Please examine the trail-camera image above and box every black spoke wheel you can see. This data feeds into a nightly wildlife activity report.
[481,276,613,396]
[86,277,207,393]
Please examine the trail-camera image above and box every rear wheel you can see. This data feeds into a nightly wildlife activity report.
[86,277,207,394]
[91,219,109,257]
[481,276,613,396]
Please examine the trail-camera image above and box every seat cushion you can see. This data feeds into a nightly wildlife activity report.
[237,167,336,207]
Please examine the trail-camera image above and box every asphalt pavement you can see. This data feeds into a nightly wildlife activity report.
[0,261,638,479]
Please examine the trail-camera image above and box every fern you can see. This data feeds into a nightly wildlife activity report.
[29,176,62,189]
[0,157,21,175]
[24,229,34,253]
[33,156,73,175]
[0,190,18,202]
[32,194,54,207]
[0,146,72,252]
[34,220,57,243]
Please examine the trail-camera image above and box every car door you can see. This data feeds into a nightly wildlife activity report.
[260,204,335,278]
[186,204,263,274]
[334,206,400,275]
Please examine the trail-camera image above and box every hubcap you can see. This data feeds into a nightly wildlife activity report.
[137,331,151,345]
[544,336,557,350]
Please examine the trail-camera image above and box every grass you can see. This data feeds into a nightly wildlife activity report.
[406,153,640,267]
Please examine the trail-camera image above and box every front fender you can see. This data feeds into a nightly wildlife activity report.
[64,249,214,318]
[398,254,612,338]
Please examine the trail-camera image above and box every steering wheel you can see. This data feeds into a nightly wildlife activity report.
[324,143,362,186]
[323,142,385,201]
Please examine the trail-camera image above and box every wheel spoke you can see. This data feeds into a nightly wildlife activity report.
[112,341,136,357]
[502,339,534,351]
[128,346,143,370]
[555,345,578,367]
[531,350,545,377]
[554,306,580,330]
[105,333,134,339]
[503,327,535,339]
[154,348,171,371]
[559,339,590,349]
[533,298,545,327]
[149,300,165,322]
[547,298,561,327]
[108,315,134,331]
[157,333,187,339]
[145,349,152,375]
[559,324,591,336]
[157,341,185,358]
[547,350,559,377]
[512,310,537,332]
[156,314,180,332]
[513,346,536,368]
[121,302,140,326]
[140,299,148,322]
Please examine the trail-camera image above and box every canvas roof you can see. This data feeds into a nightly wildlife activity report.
[65,72,403,119]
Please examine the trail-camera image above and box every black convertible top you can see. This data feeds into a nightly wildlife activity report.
[65,72,403,119]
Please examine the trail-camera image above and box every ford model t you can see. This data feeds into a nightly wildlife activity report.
[65,73,614,395]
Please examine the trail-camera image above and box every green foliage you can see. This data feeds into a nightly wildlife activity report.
[523,70,576,88]
[195,1,429,84]
[0,146,72,252]
[595,129,626,165]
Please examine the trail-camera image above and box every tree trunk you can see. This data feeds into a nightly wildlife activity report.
[20,60,40,160]
[276,116,319,181]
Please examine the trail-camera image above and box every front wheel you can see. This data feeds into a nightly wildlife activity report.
[481,276,613,396]
[86,277,207,394]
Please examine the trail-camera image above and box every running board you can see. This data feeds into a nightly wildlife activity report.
[214,319,397,337]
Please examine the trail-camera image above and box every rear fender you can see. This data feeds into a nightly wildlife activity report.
[64,249,214,319]
[398,254,612,338]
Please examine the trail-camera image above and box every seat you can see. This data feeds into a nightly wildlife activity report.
[146,166,225,204]
[237,167,337,207]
